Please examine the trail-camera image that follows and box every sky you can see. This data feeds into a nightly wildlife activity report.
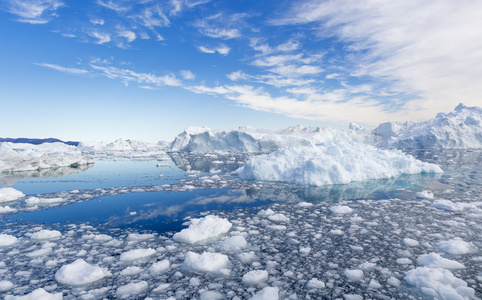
[1,0,482,143]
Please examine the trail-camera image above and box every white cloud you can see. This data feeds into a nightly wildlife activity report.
[96,0,129,13]
[195,13,247,39]
[180,70,195,80]
[273,0,482,118]
[90,65,182,87]
[269,64,323,77]
[197,45,230,55]
[6,0,63,24]
[135,6,170,28]
[227,70,249,81]
[90,18,105,25]
[119,30,136,43]
[61,33,76,38]
[88,31,111,44]
[34,63,88,75]
[169,0,210,15]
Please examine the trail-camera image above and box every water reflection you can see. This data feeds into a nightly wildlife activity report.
[0,164,93,186]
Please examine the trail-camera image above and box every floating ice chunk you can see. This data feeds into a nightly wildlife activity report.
[149,259,170,275]
[0,187,24,203]
[237,142,442,186]
[27,247,52,257]
[183,251,229,272]
[25,197,65,206]
[344,295,363,300]
[417,253,465,269]
[237,251,257,263]
[297,202,313,207]
[152,283,170,292]
[250,287,279,300]
[329,205,353,214]
[116,281,148,298]
[93,234,112,242]
[416,190,434,199]
[217,235,248,252]
[242,270,269,285]
[0,280,14,292]
[359,262,376,271]
[127,233,154,241]
[307,278,325,289]
[330,229,344,235]
[368,279,382,289]
[396,258,413,265]
[268,213,290,222]
[431,199,472,211]
[437,238,475,255]
[55,259,110,285]
[120,248,156,261]
[405,267,474,299]
[200,291,224,300]
[173,215,232,244]
[30,229,62,240]
[403,238,420,247]
[267,225,287,230]
[387,276,401,287]
[257,208,275,216]
[120,266,143,276]
[344,269,364,281]
[4,288,63,300]
[0,234,17,247]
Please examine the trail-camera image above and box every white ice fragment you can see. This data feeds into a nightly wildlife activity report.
[297,202,313,207]
[268,213,290,222]
[0,280,14,292]
[152,283,170,292]
[242,270,269,285]
[200,291,224,300]
[344,269,364,281]
[329,205,353,214]
[4,288,62,300]
[237,252,257,263]
[257,208,275,216]
[173,215,232,244]
[344,295,363,300]
[30,229,62,240]
[0,234,17,247]
[307,278,325,289]
[116,281,148,298]
[120,266,142,276]
[417,253,465,269]
[431,199,473,211]
[217,235,248,252]
[368,279,382,289]
[0,187,25,203]
[183,251,229,273]
[0,206,16,214]
[416,190,434,199]
[127,233,154,241]
[396,258,413,265]
[25,197,65,206]
[119,248,156,261]
[149,259,170,275]
[403,238,420,247]
[405,267,474,299]
[55,259,110,285]
[250,287,279,300]
[387,276,401,287]
[437,238,475,255]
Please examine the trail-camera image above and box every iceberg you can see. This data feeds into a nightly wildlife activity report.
[375,104,482,148]
[0,142,93,173]
[77,138,168,159]
[237,141,443,186]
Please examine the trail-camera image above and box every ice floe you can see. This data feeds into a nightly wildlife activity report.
[173,215,232,244]
[183,251,230,273]
[237,141,443,186]
[0,188,24,203]
[55,259,110,285]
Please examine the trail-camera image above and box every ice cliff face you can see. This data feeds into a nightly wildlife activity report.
[169,125,363,152]
[375,104,482,149]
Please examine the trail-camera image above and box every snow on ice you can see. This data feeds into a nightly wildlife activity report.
[0,188,24,203]
[173,215,232,244]
[55,259,110,285]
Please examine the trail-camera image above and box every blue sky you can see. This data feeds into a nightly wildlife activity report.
[1,0,481,142]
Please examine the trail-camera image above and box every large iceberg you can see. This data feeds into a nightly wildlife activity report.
[77,138,167,158]
[374,104,482,148]
[0,142,93,173]
[237,141,443,186]
[169,125,365,153]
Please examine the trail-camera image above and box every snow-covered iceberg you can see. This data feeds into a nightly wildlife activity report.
[374,104,482,149]
[237,141,443,186]
[169,125,364,153]
[78,138,168,159]
[0,142,93,174]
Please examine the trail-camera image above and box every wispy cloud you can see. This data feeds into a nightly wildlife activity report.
[5,0,63,24]
[180,70,195,80]
[273,0,482,116]
[96,0,130,13]
[197,45,230,55]
[118,29,136,43]
[90,65,182,87]
[34,63,88,75]
[195,13,249,39]
[90,18,104,25]
[87,30,111,44]
[135,6,170,28]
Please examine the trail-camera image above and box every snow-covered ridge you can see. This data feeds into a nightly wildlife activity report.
[0,142,93,173]
[78,138,168,158]
[374,103,482,149]
[237,141,443,186]
[169,125,366,153]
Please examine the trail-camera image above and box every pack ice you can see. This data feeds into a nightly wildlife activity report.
[237,141,442,186]
[77,138,168,159]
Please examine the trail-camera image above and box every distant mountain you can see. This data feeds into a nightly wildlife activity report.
[0,138,79,146]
